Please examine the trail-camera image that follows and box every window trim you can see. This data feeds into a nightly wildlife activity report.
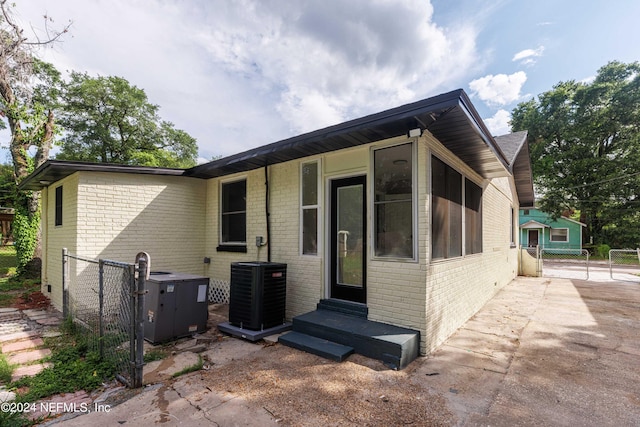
[371,140,418,262]
[300,160,321,256]
[549,227,569,243]
[54,185,63,227]
[218,177,247,251]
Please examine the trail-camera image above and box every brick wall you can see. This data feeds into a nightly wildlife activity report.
[42,174,79,309]
[42,172,207,311]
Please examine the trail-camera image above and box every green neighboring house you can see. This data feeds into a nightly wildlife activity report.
[519,208,586,251]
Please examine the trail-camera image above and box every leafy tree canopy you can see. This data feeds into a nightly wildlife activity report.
[56,72,198,168]
[511,61,640,247]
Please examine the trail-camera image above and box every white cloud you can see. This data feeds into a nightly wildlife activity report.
[13,0,482,159]
[469,71,527,106]
[512,46,545,65]
[484,109,511,136]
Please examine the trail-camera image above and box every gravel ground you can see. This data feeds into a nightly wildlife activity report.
[199,343,453,426]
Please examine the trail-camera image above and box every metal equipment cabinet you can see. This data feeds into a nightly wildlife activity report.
[144,272,210,344]
[229,262,287,330]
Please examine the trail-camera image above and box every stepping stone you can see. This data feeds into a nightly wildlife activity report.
[28,390,91,421]
[0,389,16,403]
[0,330,39,344]
[0,323,31,335]
[0,308,18,313]
[7,348,51,364]
[11,363,52,382]
[21,309,46,316]
[1,337,44,353]
[36,317,62,326]
[41,331,62,338]
[0,313,22,322]
[25,312,49,320]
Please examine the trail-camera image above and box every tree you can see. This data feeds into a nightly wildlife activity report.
[57,72,198,168]
[0,1,69,273]
[511,61,640,248]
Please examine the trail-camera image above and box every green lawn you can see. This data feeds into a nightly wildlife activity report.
[0,246,41,307]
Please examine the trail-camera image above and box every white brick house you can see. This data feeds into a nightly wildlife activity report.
[21,89,534,355]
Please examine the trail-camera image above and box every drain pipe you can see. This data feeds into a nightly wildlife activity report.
[264,164,272,262]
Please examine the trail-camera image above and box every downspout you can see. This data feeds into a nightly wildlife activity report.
[265,164,271,262]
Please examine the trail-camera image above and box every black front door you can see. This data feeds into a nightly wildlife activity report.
[330,176,366,303]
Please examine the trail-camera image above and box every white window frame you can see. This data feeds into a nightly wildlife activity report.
[300,160,321,256]
[371,140,418,262]
[549,228,569,242]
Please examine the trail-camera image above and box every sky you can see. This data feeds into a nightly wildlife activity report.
[7,0,640,163]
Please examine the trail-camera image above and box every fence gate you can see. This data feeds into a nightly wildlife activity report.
[540,248,590,280]
[609,249,640,282]
[62,249,146,388]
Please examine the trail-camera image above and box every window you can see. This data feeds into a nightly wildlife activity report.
[431,156,483,260]
[550,228,568,242]
[301,162,319,255]
[55,186,63,226]
[374,143,414,258]
[431,157,462,259]
[220,179,246,244]
[465,179,483,254]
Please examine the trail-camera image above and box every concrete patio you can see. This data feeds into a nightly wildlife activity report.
[49,274,640,426]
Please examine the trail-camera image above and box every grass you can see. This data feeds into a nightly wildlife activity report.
[0,246,41,308]
[11,319,119,403]
[144,349,168,363]
[0,352,14,383]
[171,355,203,378]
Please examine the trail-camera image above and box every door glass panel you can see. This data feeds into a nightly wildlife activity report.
[336,184,363,287]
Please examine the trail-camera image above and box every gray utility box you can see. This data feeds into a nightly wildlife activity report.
[144,271,210,344]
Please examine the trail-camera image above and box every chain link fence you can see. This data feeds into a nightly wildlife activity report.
[62,249,145,388]
[540,247,590,280]
[609,249,640,282]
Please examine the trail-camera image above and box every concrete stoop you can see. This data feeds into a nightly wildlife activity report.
[279,299,420,369]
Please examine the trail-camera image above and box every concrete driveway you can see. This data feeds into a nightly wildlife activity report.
[51,275,640,426]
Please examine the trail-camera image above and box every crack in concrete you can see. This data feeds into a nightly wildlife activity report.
[171,383,220,426]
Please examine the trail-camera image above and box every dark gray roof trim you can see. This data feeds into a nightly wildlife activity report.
[494,131,535,208]
[19,160,185,191]
[20,90,526,197]
[186,89,510,179]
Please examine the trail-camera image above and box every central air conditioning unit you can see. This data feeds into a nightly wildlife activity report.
[229,261,287,330]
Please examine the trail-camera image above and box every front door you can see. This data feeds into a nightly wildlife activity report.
[528,229,539,247]
[330,176,366,303]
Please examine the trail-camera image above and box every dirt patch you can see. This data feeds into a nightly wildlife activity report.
[11,291,51,310]
[199,344,454,426]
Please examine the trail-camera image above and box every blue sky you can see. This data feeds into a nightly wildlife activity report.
[9,0,640,163]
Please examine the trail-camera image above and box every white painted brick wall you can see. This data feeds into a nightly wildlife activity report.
[42,172,207,311]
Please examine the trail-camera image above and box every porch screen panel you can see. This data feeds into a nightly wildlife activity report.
[374,143,413,258]
[465,179,483,254]
[431,156,462,259]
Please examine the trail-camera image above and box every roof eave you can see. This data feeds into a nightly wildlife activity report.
[18,160,186,191]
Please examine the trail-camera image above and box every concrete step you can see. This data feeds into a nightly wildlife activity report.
[279,331,354,362]
[291,309,420,369]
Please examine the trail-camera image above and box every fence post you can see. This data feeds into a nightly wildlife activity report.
[585,249,590,280]
[98,259,105,358]
[133,256,147,388]
[62,248,69,318]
